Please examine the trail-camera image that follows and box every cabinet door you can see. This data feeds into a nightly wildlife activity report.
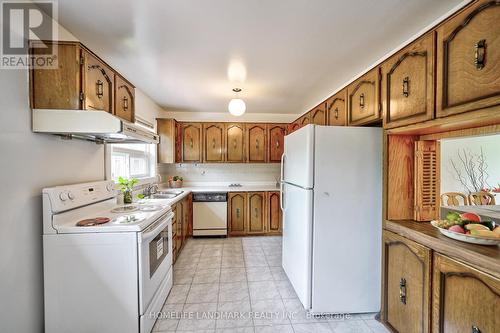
[267,124,286,163]
[436,0,500,117]
[83,51,114,113]
[203,123,225,162]
[181,123,202,163]
[30,41,82,110]
[226,124,246,163]
[157,118,177,164]
[176,202,183,252]
[247,124,267,163]
[326,89,347,126]
[432,254,500,333]
[347,67,381,126]
[287,122,300,134]
[182,197,189,244]
[114,74,135,123]
[171,204,178,261]
[299,113,311,127]
[247,192,266,234]
[228,193,247,236]
[267,191,282,234]
[311,104,326,125]
[382,231,432,333]
[382,32,435,128]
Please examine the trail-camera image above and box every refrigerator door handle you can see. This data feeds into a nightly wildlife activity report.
[280,153,285,182]
[280,182,285,211]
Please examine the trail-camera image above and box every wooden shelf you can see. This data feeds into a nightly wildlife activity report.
[384,220,500,278]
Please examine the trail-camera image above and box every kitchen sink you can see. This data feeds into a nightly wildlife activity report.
[150,190,184,199]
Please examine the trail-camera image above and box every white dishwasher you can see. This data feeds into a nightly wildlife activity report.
[192,192,228,236]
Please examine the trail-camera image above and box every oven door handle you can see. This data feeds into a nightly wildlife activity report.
[139,212,174,243]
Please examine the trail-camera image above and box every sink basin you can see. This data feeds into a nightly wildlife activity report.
[158,190,184,195]
[151,193,178,199]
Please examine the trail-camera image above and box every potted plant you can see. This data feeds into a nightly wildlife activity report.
[117,177,138,204]
[173,176,183,188]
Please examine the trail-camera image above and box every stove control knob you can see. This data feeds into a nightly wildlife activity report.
[59,192,68,201]
[68,191,75,200]
[106,184,114,192]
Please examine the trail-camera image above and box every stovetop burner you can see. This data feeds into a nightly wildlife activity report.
[111,205,138,213]
[76,217,111,227]
[138,204,163,212]
[112,214,145,224]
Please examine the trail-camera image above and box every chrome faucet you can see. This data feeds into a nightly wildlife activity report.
[143,184,159,198]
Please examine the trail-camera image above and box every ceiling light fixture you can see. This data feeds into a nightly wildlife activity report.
[228,88,246,116]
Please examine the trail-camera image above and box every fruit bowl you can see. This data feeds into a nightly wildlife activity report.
[431,220,500,246]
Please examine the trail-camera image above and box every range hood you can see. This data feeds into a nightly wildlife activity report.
[32,109,159,144]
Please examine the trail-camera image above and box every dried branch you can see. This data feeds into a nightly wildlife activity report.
[449,147,490,193]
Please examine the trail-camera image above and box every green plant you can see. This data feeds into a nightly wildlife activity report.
[117,177,138,204]
[173,176,183,181]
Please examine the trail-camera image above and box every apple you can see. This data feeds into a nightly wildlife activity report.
[460,212,481,223]
[448,225,465,234]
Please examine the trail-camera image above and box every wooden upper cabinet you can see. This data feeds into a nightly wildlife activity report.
[247,192,266,234]
[347,67,381,126]
[436,0,500,117]
[382,32,435,128]
[226,123,246,162]
[267,124,286,163]
[203,123,225,162]
[299,113,311,127]
[157,118,177,164]
[267,191,282,234]
[382,231,432,333]
[287,122,300,134]
[326,89,347,126]
[114,74,135,123]
[83,51,114,113]
[181,123,202,163]
[432,254,500,333]
[311,104,326,125]
[246,124,267,163]
[414,140,440,221]
[30,41,82,110]
[228,192,247,236]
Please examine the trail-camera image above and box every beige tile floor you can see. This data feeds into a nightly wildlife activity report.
[152,236,389,333]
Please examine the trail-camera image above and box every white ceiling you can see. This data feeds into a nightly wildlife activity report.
[54,0,466,114]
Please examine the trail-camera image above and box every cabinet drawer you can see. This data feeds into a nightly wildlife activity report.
[432,254,500,333]
[382,231,432,333]
[348,67,381,125]
[436,0,500,117]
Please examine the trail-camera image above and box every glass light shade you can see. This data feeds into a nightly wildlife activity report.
[228,98,246,116]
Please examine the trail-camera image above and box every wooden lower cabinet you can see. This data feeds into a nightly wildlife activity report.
[247,192,266,234]
[171,204,178,262]
[171,195,193,263]
[266,191,282,234]
[228,192,247,236]
[432,254,500,333]
[382,231,432,333]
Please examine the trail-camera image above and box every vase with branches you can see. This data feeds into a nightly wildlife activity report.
[449,147,490,194]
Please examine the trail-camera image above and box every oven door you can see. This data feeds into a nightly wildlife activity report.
[138,211,173,315]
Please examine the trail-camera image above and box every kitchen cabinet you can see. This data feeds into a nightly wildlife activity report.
[228,192,247,236]
[267,124,286,163]
[176,201,183,253]
[326,90,347,126]
[246,124,267,163]
[157,118,178,164]
[181,195,191,244]
[114,74,135,123]
[288,122,300,134]
[266,191,282,234]
[347,67,381,126]
[247,192,266,234]
[381,32,435,128]
[226,123,246,163]
[83,50,114,114]
[436,0,500,118]
[171,204,178,262]
[432,253,500,333]
[299,113,311,127]
[203,123,225,162]
[382,230,432,333]
[311,104,326,125]
[181,123,202,163]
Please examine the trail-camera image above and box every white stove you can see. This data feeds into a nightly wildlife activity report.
[42,180,174,333]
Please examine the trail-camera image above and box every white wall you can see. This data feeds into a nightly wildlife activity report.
[164,110,296,123]
[440,134,500,194]
[0,18,166,333]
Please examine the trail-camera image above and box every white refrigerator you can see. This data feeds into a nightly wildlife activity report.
[280,124,382,314]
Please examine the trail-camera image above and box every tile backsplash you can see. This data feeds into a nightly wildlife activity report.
[158,163,281,185]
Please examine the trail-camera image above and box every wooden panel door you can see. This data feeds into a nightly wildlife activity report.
[267,124,286,163]
[203,123,225,162]
[299,113,311,127]
[83,50,114,113]
[382,231,432,333]
[226,123,246,163]
[157,118,177,164]
[30,41,82,110]
[326,89,347,126]
[414,141,440,221]
[432,254,500,333]
[176,202,183,252]
[247,124,267,163]
[436,0,500,117]
[381,32,435,128]
[347,67,381,126]
[247,192,266,234]
[182,196,190,244]
[311,104,326,125]
[228,193,247,236]
[114,74,135,123]
[288,122,300,134]
[267,191,282,234]
[181,123,202,163]
[171,204,178,262]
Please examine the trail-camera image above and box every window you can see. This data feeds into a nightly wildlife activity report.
[109,143,156,181]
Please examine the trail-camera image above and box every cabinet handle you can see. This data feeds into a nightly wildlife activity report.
[402,76,410,97]
[255,207,258,218]
[122,96,129,111]
[276,141,280,149]
[359,93,365,109]
[256,139,260,150]
[212,138,216,149]
[474,39,486,70]
[334,107,339,119]
[399,278,407,304]
[236,208,240,219]
[233,140,237,149]
[471,326,481,333]
[190,138,193,148]
[96,80,104,98]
